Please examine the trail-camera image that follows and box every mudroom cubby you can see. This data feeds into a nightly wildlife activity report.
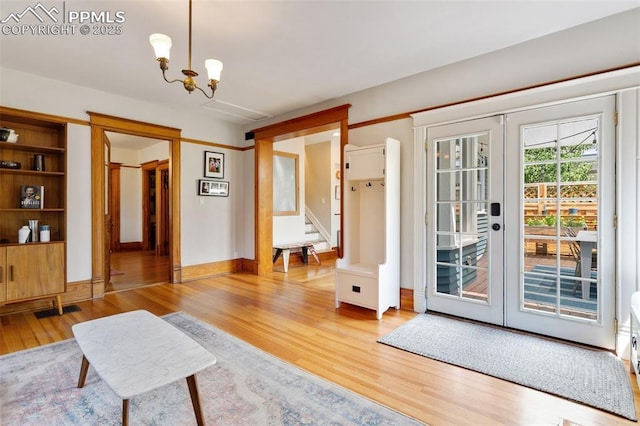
[335,138,400,319]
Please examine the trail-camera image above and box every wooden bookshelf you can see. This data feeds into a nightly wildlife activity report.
[0,108,66,312]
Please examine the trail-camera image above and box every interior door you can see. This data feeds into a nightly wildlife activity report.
[158,163,170,256]
[104,135,111,286]
[109,163,121,252]
[504,96,616,349]
[426,116,504,325]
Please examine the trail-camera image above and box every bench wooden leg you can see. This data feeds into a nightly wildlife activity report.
[272,248,283,263]
[186,374,205,426]
[123,399,129,426]
[77,355,90,388]
[308,246,320,265]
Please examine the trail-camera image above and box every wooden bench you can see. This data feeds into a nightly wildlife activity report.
[272,242,320,272]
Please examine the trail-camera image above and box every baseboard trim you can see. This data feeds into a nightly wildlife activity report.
[181,259,243,282]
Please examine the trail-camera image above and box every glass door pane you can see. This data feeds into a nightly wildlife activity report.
[435,135,489,302]
[521,117,599,320]
[505,95,615,349]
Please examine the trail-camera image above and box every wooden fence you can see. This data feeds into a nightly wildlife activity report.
[523,181,598,230]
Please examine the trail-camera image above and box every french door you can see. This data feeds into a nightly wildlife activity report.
[425,96,616,349]
[504,96,616,349]
[426,116,505,325]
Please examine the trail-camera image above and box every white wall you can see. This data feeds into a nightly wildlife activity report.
[241,149,255,259]
[119,167,142,242]
[111,147,142,243]
[0,67,245,281]
[180,142,242,266]
[66,124,92,282]
[0,68,243,144]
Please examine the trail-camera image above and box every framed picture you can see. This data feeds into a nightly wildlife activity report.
[198,179,229,197]
[204,151,224,178]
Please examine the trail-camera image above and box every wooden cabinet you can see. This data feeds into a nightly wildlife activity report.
[336,138,400,319]
[0,108,67,312]
[3,243,65,301]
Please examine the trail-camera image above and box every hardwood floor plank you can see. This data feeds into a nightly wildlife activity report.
[1,261,638,425]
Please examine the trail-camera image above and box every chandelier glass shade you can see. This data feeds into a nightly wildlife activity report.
[149,0,223,99]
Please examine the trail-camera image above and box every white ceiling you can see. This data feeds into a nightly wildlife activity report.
[1,1,638,125]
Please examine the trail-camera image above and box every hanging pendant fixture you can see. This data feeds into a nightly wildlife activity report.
[149,0,223,99]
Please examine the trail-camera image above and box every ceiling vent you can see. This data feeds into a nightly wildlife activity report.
[201,100,271,121]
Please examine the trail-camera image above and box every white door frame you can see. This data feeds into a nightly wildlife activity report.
[424,116,505,325]
[504,95,616,349]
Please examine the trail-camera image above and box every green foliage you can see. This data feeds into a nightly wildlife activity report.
[526,215,586,228]
[526,217,545,226]
[561,216,587,228]
[526,215,556,226]
[524,145,593,184]
[544,215,556,226]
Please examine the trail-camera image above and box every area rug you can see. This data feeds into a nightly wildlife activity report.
[378,313,636,421]
[0,312,422,426]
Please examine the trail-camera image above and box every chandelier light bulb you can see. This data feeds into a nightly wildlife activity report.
[150,33,172,60]
[205,59,223,81]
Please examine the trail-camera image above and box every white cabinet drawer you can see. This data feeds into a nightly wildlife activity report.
[336,272,378,309]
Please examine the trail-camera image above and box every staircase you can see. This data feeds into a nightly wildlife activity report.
[304,216,331,252]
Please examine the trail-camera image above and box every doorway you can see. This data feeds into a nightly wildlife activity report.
[89,112,182,298]
[252,105,350,275]
[424,96,616,349]
[104,136,171,293]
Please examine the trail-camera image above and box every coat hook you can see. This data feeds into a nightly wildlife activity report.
[351,186,357,191]
[381,182,385,187]
[366,181,372,187]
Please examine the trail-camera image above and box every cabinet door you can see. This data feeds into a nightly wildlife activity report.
[345,146,384,180]
[6,243,65,301]
[0,247,5,302]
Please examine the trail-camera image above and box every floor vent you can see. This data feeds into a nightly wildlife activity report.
[34,304,81,319]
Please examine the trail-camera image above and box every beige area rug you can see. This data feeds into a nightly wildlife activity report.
[1,312,424,425]
[379,313,636,421]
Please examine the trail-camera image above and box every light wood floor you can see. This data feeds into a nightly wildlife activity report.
[1,263,639,425]
[106,250,170,293]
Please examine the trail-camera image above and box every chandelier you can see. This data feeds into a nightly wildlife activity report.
[149,0,223,99]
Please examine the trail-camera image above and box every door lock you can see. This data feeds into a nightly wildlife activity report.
[492,223,501,231]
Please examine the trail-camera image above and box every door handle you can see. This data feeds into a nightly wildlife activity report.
[9,265,14,281]
[491,203,501,216]
[492,223,501,231]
